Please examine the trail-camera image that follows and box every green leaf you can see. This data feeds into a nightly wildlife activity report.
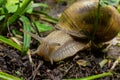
[5,0,21,13]
[5,0,33,13]
[6,0,32,26]
[5,0,48,13]
[34,21,53,32]
[0,15,5,21]
[24,2,33,13]
[20,16,31,55]
[0,71,22,80]
[0,35,21,51]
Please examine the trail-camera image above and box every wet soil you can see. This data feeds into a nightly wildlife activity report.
[0,42,120,80]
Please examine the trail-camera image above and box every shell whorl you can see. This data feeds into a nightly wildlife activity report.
[57,0,120,42]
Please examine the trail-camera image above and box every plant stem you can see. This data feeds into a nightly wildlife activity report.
[63,71,113,80]
[0,0,32,34]
[92,0,101,41]
[79,71,113,80]
[8,0,32,25]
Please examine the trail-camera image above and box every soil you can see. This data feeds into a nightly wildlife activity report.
[0,0,120,80]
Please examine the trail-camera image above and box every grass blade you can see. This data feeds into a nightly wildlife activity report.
[0,71,22,80]
[20,16,31,55]
[63,72,112,80]
[0,35,21,51]
[33,10,58,24]
[34,21,53,32]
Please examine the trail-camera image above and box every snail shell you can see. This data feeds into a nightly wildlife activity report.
[57,0,120,43]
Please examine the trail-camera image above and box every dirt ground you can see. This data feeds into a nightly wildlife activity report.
[0,0,120,80]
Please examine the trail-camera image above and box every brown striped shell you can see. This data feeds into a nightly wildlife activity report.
[57,0,120,43]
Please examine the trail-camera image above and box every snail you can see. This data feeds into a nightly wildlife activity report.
[22,30,87,64]
[57,0,120,43]
[22,0,120,63]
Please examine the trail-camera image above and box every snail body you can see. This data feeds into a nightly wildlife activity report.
[57,0,120,43]
[35,30,86,63]
[22,30,86,63]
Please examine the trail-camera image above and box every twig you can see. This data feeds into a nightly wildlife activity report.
[110,56,120,70]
